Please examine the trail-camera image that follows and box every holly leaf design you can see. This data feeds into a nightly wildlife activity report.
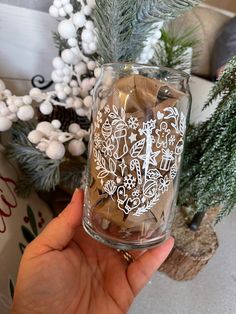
[27,205,38,236]
[21,226,35,244]
[131,138,145,157]
[109,158,116,173]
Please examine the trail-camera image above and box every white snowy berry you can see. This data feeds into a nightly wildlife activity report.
[36,121,54,137]
[85,21,94,30]
[87,61,96,71]
[89,77,96,87]
[0,117,12,132]
[22,95,32,105]
[0,80,6,91]
[17,105,34,121]
[14,98,23,107]
[64,85,72,95]
[64,4,73,14]
[68,139,86,156]
[46,140,65,160]
[81,78,92,91]
[75,62,87,75]
[62,0,70,5]
[68,38,77,47]
[30,88,44,101]
[53,57,65,70]
[37,142,48,152]
[63,76,71,84]
[59,7,67,17]
[40,101,53,115]
[73,12,86,28]
[73,98,83,108]
[70,80,78,87]
[53,0,62,8]
[28,130,44,144]
[0,106,10,116]
[55,83,64,92]
[81,29,94,43]
[87,0,96,8]
[61,49,75,64]
[72,87,80,96]
[66,97,74,107]
[69,123,81,134]
[84,95,93,108]
[51,120,61,129]
[51,71,62,83]
[58,19,76,39]
[8,104,18,113]
[83,5,92,16]
[94,67,101,78]
[49,6,59,18]
[63,67,71,76]
[57,91,67,99]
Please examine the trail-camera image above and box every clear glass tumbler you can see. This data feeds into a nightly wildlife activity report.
[83,63,191,250]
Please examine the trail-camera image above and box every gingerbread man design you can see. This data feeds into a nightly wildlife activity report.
[155,122,170,148]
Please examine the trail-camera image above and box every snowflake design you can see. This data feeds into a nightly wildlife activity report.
[170,164,178,179]
[159,176,170,193]
[104,105,110,113]
[124,174,136,190]
[127,116,139,130]
[101,139,115,157]
[94,133,102,149]
[132,189,140,197]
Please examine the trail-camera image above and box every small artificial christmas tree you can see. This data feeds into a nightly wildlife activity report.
[160,55,236,280]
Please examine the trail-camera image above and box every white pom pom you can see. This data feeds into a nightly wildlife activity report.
[57,91,67,99]
[54,0,62,8]
[8,103,18,113]
[83,5,92,16]
[76,108,88,116]
[89,77,96,87]
[73,12,86,28]
[72,87,80,96]
[29,88,42,99]
[49,6,59,18]
[81,29,94,43]
[64,4,73,14]
[63,67,71,76]
[22,95,32,105]
[75,62,87,75]
[14,98,23,107]
[28,130,44,144]
[66,97,74,107]
[94,67,101,78]
[61,49,75,64]
[62,0,69,4]
[0,80,6,91]
[68,38,77,47]
[69,123,81,134]
[68,139,86,156]
[55,83,64,92]
[63,76,71,84]
[40,101,53,115]
[17,105,34,121]
[46,141,65,160]
[51,71,62,83]
[84,95,93,108]
[0,106,10,116]
[70,80,78,87]
[73,98,83,108]
[0,117,12,132]
[89,42,97,52]
[87,61,96,71]
[53,57,64,70]
[37,142,48,152]
[59,7,66,17]
[4,89,12,97]
[37,121,54,137]
[58,19,76,39]
[85,21,94,30]
[81,78,92,91]
[51,120,61,129]
[87,0,96,8]
[64,85,72,95]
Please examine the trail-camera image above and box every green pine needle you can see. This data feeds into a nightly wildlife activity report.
[179,55,236,223]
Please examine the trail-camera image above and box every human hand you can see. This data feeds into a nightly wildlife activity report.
[12,189,174,314]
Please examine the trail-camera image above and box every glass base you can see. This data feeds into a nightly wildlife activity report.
[83,219,170,250]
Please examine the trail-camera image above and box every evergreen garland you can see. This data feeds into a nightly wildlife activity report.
[94,0,202,62]
[179,56,236,223]
[6,122,61,196]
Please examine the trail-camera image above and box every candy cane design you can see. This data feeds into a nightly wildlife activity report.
[130,159,142,184]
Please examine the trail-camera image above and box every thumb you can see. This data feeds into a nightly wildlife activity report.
[25,189,84,257]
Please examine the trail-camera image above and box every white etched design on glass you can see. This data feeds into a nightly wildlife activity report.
[93,106,186,217]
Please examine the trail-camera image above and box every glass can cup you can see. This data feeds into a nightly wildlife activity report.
[83,63,191,250]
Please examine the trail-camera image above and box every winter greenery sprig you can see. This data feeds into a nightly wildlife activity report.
[179,55,236,226]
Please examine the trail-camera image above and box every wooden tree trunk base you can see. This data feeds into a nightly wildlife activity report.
[159,210,219,281]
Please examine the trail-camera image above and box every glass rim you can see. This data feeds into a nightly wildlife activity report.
[102,62,190,80]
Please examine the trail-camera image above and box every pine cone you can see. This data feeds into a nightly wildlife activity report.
[38,106,91,131]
